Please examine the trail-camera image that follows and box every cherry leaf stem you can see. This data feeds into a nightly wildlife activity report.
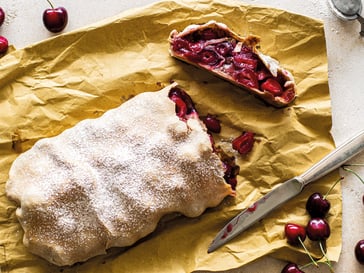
[319,240,334,273]
[46,0,55,9]
[342,165,364,184]
[298,236,319,267]
[323,176,344,199]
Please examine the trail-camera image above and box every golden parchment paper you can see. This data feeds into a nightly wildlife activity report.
[0,0,341,272]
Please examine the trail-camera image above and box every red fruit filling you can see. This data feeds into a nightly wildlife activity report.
[202,114,221,133]
[232,131,255,155]
[171,28,292,100]
[168,87,197,120]
[168,87,239,190]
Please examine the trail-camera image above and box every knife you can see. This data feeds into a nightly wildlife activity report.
[208,130,364,253]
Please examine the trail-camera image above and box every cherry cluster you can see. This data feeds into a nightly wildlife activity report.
[282,177,340,273]
[0,1,68,57]
[282,163,364,273]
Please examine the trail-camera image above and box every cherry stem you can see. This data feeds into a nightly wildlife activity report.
[298,236,319,267]
[323,176,344,200]
[319,240,334,273]
[46,0,55,9]
[342,164,364,184]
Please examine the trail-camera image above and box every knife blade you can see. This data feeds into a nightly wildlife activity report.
[208,130,364,253]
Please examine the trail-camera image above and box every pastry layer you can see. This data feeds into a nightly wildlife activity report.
[6,83,233,266]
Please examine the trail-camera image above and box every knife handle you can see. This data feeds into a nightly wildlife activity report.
[299,130,364,186]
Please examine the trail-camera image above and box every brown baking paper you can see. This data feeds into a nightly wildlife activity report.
[0,0,341,272]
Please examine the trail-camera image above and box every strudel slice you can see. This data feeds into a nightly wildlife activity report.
[6,83,236,266]
[169,21,296,107]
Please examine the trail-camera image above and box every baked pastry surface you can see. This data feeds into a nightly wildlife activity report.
[6,83,233,266]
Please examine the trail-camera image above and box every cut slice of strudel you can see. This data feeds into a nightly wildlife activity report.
[169,21,296,107]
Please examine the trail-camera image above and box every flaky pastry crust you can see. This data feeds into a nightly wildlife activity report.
[6,83,233,266]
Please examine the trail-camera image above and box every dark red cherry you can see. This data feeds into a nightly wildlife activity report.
[234,68,259,89]
[306,218,330,241]
[260,78,283,96]
[306,192,331,218]
[215,41,234,57]
[0,7,5,27]
[0,36,8,54]
[232,131,255,155]
[203,114,221,133]
[281,263,305,273]
[172,38,190,53]
[233,51,258,70]
[284,223,306,245]
[355,240,364,264]
[168,87,197,119]
[43,1,68,33]
[198,49,220,66]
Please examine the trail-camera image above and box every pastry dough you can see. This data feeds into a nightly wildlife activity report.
[169,21,297,107]
[6,83,234,266]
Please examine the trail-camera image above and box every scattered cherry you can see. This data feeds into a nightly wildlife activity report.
[281,263,305,273]
[0,36,8,54]
[285,223,306,245]
[232,131,255,155]
[203,114,221,133]
[306,192,331,218]
[355,239,364,264]
[43,0,68,33]
[306,176,343,218]
[0,7,5,27]
[306,218,330,241]
[168,87,197,120]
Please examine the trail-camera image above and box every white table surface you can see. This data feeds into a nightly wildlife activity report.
[2,1,363,272]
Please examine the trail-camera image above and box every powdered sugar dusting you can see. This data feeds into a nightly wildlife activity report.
[6,84,233,266]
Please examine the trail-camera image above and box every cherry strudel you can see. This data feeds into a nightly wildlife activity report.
[6,83,236,266]
[169,21,297,107]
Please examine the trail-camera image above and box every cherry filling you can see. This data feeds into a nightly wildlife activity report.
[171,28,293,100]
[168,87,197,120]
[168,87,239,190]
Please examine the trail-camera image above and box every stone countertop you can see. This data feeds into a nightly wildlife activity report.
[2,1,363,272]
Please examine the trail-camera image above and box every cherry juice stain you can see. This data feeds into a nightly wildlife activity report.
[221,223,234,239]
[247,203,257,212]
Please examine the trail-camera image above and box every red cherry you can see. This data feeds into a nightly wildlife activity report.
[281,263,305,273]
[0,7,5,27]
[306,218,330,241]
[43,1,68,33]
[355,240,364,264]
[232,131,255,155]
[260,78,283,96]
[284,223,306,245]
[198,49,220,66]
[0,36,8,54]
[234,68,259,89]
[233,53,258,70]
[306,192,331,218]
[203,114,221,133]
[168,87,197,120]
